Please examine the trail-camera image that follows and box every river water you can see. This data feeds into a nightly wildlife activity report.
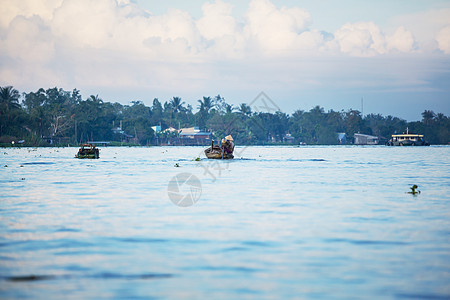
[1,146,449,299]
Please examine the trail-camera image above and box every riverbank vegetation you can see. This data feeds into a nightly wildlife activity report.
[1,86,449,146]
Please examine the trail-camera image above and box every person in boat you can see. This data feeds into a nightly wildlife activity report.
[221,135,234,155]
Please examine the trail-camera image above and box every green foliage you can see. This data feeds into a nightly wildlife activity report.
[1,85,449,146]
[0,86,27,137]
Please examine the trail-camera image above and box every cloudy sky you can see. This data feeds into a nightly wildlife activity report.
[1,0,449,120]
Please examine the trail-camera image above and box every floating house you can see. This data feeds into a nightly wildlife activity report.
[178,127,212,145]
[354,133,379,145]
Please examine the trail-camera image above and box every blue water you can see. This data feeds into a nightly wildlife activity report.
[1,146,449,299]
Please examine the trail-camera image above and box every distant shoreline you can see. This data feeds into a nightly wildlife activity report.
[2,143,449,148]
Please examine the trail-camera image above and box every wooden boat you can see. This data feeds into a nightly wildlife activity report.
[386,128,429,146]
[204,143,234,159]
[75,144,100,159]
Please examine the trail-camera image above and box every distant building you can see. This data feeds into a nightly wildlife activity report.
[354,133,379,145]
[112,121,133,142]
[178,127,212,145]
[163,127,178,134]
[87,141,111,146]
[337,133,347,144]
[112,127,124,134]
[151,125,161,133]
[283,133,295,143]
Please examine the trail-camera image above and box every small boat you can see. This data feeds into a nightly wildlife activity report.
[204,140,234,159]
[386,128,429,146]
[75,144,100,159]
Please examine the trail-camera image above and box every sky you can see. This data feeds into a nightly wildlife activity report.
[1,0,449,121]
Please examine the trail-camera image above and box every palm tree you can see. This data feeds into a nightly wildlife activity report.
[225,104,234,114]
[170,97,185,114]
[238,103,252,116]
[422,110,435,125]
[0,86,21,112]
[198,96,213,113]
[435,113,447,124]
[0,86,22,136]
[89,94,103,104]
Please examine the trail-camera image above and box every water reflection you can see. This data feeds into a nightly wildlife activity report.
[0,146,449,299]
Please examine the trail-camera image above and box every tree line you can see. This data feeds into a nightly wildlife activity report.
[0,86,449,146]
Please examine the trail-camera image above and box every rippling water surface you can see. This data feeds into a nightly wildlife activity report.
[1,146,449,299]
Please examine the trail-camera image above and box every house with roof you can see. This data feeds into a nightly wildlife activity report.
[354,133,379,145]
[337,133,347,144]
[178,127,212,145]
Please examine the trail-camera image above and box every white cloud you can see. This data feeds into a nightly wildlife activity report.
[51,0,117,49]
[154,9,200,49]
[296,30,326,51]
[51,0,202,60]
[0,0,449,118]
[389,8,450,52]
[197,0,237,40]
[334,22,386,57]
[386,26,415,53]
[245,0,312,53]
[1,0,448,65]
[3,15,54,63]
[436,25,450,54]
[0,0,62,29]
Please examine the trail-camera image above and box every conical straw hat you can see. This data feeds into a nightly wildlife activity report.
[225,135,233,141]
